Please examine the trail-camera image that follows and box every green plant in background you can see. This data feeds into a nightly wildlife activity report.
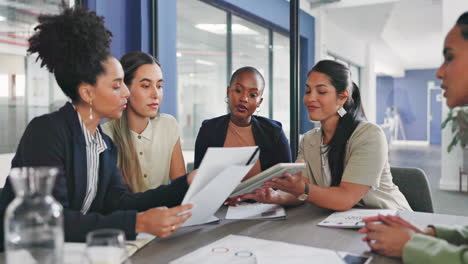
[442,107,468,152]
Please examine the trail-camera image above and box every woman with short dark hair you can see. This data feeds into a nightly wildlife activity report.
[194,66,292,181]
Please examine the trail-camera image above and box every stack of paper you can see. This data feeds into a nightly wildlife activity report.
[170,235,371,264]
[318,209,397,228]
[225,203,286,220]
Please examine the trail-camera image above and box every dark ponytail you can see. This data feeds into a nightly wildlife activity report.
[309,60,366,186]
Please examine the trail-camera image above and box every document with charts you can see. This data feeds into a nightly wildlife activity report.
[170,234,372,264]
[318,209,398,228]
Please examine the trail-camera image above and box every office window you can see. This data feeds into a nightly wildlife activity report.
[15,75,25,97]
[0,75,8,97]
[0,0,75,154]
[272,32,290,139]
[177,0,291,151]
[349,64,360,87]
[231,15,270,118]
[177,0,227,150]
[326,53,361,87]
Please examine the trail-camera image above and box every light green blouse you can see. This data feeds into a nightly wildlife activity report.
[403,225,468,264]
[297,122,412,210]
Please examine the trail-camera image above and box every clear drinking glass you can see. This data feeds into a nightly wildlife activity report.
[4,167,64,264]
[85,229,130,264]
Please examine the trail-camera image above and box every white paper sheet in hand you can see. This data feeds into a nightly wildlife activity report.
[182,164,255,227]
[181,147,258,227]
[318,209,397,228]
[226,203,286,220]
[182,147,258,205]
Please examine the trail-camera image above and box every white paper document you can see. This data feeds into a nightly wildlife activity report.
[181,147,259,227]
[226,203,286,220]
[170,234,372,264]
[318,209,398,228]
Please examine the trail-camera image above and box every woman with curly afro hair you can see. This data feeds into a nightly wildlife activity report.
[0,7,195,248]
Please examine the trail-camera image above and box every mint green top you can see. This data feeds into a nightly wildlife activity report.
[403,225,468,264]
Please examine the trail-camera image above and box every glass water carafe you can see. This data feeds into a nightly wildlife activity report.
[4,167,64,264]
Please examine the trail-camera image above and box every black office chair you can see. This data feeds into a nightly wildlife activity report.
[390,167,434,213]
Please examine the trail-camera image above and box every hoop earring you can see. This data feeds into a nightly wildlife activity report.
[256,107,261,114]
[337,106,347,117]
[89,100,94,120]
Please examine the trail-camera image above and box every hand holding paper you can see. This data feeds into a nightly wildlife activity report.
[181,147,260,227]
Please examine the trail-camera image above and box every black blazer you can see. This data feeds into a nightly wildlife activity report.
[0,102,189,248]
[194,114,292,170]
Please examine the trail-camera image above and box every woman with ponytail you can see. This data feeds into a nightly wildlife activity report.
[237,60,411,211]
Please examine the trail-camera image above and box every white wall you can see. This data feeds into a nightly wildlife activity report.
[326,21,366,67]
[373,41,405,77]
[308,7,377,122]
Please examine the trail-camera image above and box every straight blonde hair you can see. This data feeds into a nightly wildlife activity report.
[107,111,146,192]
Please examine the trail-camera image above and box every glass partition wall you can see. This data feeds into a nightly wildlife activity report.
[177,0,291,150]
[0,0,74,153]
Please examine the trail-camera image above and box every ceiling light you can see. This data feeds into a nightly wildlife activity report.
[195,59,215,66]
[0,16,6,22]
[176,52,182,58]
[195,23,258,35]
[232,24,258,35]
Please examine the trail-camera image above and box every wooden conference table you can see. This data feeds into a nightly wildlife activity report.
[130,203,468,264]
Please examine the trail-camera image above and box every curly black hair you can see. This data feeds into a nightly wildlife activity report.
[28,7,113,101]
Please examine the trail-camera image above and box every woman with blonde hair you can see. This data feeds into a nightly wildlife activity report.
[102,51,186,192]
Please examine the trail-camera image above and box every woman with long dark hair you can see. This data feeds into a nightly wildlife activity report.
[0,7,194,248]
[102,51,186,193]
[238,60,411,211]
[360,12,468,264]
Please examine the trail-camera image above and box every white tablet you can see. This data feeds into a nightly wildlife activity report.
[229,163,306,197]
